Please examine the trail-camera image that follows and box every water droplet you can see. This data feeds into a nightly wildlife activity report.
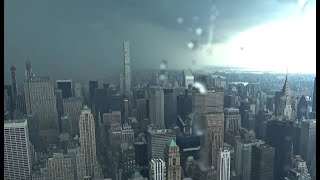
[192,60,197,65]
[159,74,166,81]
[177,17,184,24]
[193,82,207,94]
[187,40,197,50]
[195,28,203,36]
[160,60,167,70]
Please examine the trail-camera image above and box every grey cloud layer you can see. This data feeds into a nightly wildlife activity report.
[4,0,295,83]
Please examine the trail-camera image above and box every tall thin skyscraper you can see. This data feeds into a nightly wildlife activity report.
[4,119,32,180]
[217,149,231,180]
[123,41,131,99]
[24,76,59,143]
[79,105,98,177]
[25,58,32,80]
[10,65,18,98]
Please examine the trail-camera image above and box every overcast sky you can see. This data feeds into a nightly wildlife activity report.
[5,0,313,83]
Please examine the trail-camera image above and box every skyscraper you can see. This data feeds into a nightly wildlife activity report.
[192,91,224,168]
[251,144,275,180]
[89,80,98,107]
[183,69,194,89]
[63,97,83,136]
[32,153,75,180]
[147,129,176,161]
[177,91,192,121]
[224,108,241,133]
[312,77,316,114]
[123,41,131,99]
[25,58,33,80]
[4,119,32,180]
[120,143,136,180]
[217,149,231,180]
[148,87,165,129]
[297,96,308,121]
[164,139,182,180]
[79,105,98,177]
[235,140,264,180]
[265,120,295,180]
[24,76,59,143]
[121,123,135,145]
[300,119,316,168]
[10,65,18,98]
[136,98,148,121]
[149,158,166,180]
[164,88,177,129]
[74,82,82,98]
[204,113,225,168]
[57,80,73,99]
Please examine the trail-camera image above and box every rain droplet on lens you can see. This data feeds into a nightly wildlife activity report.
[160,60,167,70]
[193,16,199,22]
[187,40,197,50]
[159,74,166,81]
[177,17,184,24]
[192,60,197,65]
[195,28,203,36]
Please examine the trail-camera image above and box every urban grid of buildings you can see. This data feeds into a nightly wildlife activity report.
[4,41,316,180]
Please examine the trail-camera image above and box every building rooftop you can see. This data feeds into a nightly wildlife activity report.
[167,139,177,147]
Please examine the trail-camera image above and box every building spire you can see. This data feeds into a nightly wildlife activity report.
[282,68,289,95]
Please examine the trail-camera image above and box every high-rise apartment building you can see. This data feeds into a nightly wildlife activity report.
[217,149,231,180]
[149,158,166,180]
[24,76,59,143]
[4,119,32,180]
[164,139,182,180]
[251,144,275,180]
[123,41,131,99]
[147,129,176,161]
[56,80,73,99]
[79,105,98,177]
[148,87,165,128]
[300,119,316,168]
[224,108,241,133]
[63,97,83,136]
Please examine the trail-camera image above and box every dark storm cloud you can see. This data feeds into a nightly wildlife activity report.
[4,0,296,83]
